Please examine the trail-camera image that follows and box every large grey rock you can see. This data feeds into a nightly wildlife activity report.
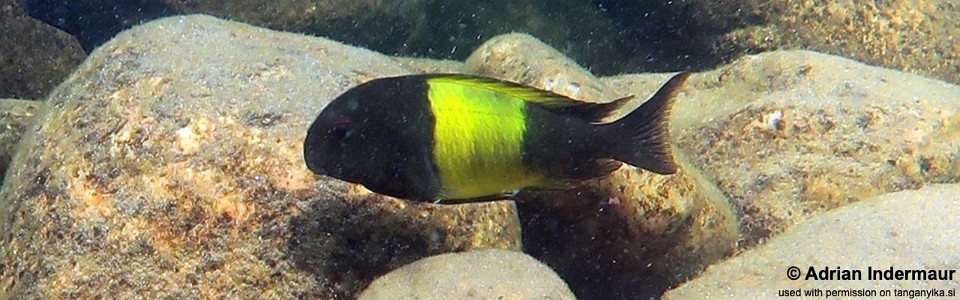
[359,249,575,300]
[707,0,960,85]
[0,15,520,299]
[606,50,960,245]
[664,184,960,299]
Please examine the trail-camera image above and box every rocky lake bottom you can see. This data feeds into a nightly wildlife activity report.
[0,14,958,299]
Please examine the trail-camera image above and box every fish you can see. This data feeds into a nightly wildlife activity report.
[303,72,689,203]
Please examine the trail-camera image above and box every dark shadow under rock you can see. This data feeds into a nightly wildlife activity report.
[287,191,521,298]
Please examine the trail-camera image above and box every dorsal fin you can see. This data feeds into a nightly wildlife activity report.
[423,74,632,122]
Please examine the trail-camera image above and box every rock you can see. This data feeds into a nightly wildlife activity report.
[24,0,172,51]
[8,11,954,300]
[358,249,575,300]
[166,0,633,74]
[702,0,960,85]
[585,0,960,84]
[18,0,960,90]
[465,33,621,103]
[167,0,429,56]
[0,2,86,99]
[21,0,639,75]
[468,34,740,300]
[0,15,520,299]
[0,99,39,187]
[605,50,960,246]
[391,57,465,74]
[664,184,960,299]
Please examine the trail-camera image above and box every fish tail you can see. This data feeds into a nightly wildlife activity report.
[599,72,689,174]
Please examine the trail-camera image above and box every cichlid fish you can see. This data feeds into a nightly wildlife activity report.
[304,72,689,203]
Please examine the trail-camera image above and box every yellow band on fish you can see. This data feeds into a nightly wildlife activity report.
[427,77,543,199]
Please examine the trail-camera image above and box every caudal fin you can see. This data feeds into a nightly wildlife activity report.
[601,72,689,175]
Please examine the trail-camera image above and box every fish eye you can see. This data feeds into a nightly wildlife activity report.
[330,119,351,140]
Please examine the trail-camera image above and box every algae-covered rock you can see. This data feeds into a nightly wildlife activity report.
[664,184,960,299]
[467,33,740,300]
[586,0,960,84]
[465,33,621,102]
[0,99,40,186]
[0,2,86,99]
[697,51,960,244]
[359,249,575,300]
[606,50,960,245]
[391,56,465,74]
[701,0,960,85]
[0,15,520,299]
[8,11,955,300]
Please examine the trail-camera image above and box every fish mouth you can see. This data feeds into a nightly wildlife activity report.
[304,158,327,175]
[305,161,348,180]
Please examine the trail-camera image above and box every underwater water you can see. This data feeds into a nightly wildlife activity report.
[2,0,959,299]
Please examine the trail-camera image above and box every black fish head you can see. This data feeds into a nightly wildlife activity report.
[304,75,441,201]
[303,85,403,191]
